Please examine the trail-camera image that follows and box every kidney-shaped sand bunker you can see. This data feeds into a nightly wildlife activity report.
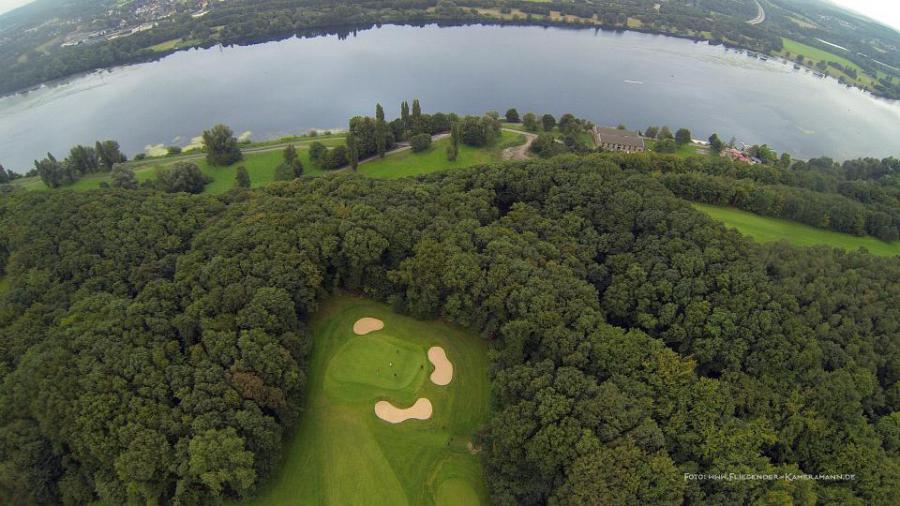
[374,398,433,423]
[353,317,384,335]
[428,346,454,386]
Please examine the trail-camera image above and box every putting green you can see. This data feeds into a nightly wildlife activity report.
[240,295,491,505]
[326,335,427,395]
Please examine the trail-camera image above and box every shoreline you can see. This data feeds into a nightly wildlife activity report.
[2,18,896,102]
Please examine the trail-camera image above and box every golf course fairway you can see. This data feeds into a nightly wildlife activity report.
[240,295,491,505]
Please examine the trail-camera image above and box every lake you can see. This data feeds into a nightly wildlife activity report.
[0,23,898,171]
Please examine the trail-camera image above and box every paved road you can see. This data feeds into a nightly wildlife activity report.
[747,0,765,25]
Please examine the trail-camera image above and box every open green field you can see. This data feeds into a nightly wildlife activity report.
[147,38,200,52]
[502,122,594,149]
[645,139,704,158]
[775,37,883,88]
[694,203,900,257]
[240,296,490,506]
[361,130,524,179]
[11,131,518,193]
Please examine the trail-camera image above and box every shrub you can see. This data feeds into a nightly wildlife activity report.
[154,162,212,193]
[410,133,432,153]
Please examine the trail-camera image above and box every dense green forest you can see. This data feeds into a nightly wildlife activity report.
[2,0,898,98]
[0,153,897,504]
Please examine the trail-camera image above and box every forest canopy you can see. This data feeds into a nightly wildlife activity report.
[0,154,897,505]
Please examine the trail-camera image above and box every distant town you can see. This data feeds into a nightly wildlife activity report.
[52,0,209,48]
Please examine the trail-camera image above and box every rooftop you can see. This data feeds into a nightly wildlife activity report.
[595,127,644,148]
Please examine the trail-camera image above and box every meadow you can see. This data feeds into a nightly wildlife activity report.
[360,130,524,179]
[12,131,521,194]
[239,296,490,506]
[694,203,900,257]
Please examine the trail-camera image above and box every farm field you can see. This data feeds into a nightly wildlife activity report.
[694,203,900,257]
[361,130,525,179]
[239,296,490,506]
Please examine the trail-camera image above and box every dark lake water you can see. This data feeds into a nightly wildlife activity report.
[1,24,898,171]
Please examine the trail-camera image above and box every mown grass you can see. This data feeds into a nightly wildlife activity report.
[644,139,703,158]
[694,203,900,257]
[359,130,524,179]
[238,295,490,505]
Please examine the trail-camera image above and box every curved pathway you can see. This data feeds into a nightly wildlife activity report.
[501,128,538,160]
[747,0,765,25]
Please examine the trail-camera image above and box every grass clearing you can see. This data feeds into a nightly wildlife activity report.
[238,295,490,506]
[694,203,900,257]
[12,131,515,193]
[775,37,883,88]
[645,139,703,158]
[360,130,524,179]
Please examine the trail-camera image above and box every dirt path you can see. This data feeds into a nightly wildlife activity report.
[501,129,538,161]
[747,0,765,25]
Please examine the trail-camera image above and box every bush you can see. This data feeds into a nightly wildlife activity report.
[202,124,242,166]
[654,138,677,153]
[320,145,348,170]
[505,108,520,123]
[446,144,458,161]
[154,162,212,193]
[460,115,500,147]
[530,133,567,158]
[410,133,432,153]
[309,142,327,162]
[110,165,138,189]
[167,146,182,156]
[274,162,294,181]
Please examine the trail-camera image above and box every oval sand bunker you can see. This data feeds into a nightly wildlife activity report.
[374,398,433,423]
[353,317,384,335]
[428,346,454,386]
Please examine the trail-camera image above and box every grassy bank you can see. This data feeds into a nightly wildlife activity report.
[694,203,900,257]
[775,37,883,89]
[239,295,490,505]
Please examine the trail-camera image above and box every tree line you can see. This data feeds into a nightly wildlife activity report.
[595,151,900,241]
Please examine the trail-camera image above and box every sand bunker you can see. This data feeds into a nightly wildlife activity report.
[353,317,384,335]
[428,346,454,386]
[374,398,433,423]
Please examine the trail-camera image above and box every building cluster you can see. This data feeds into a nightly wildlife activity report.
[59,0,209,48]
